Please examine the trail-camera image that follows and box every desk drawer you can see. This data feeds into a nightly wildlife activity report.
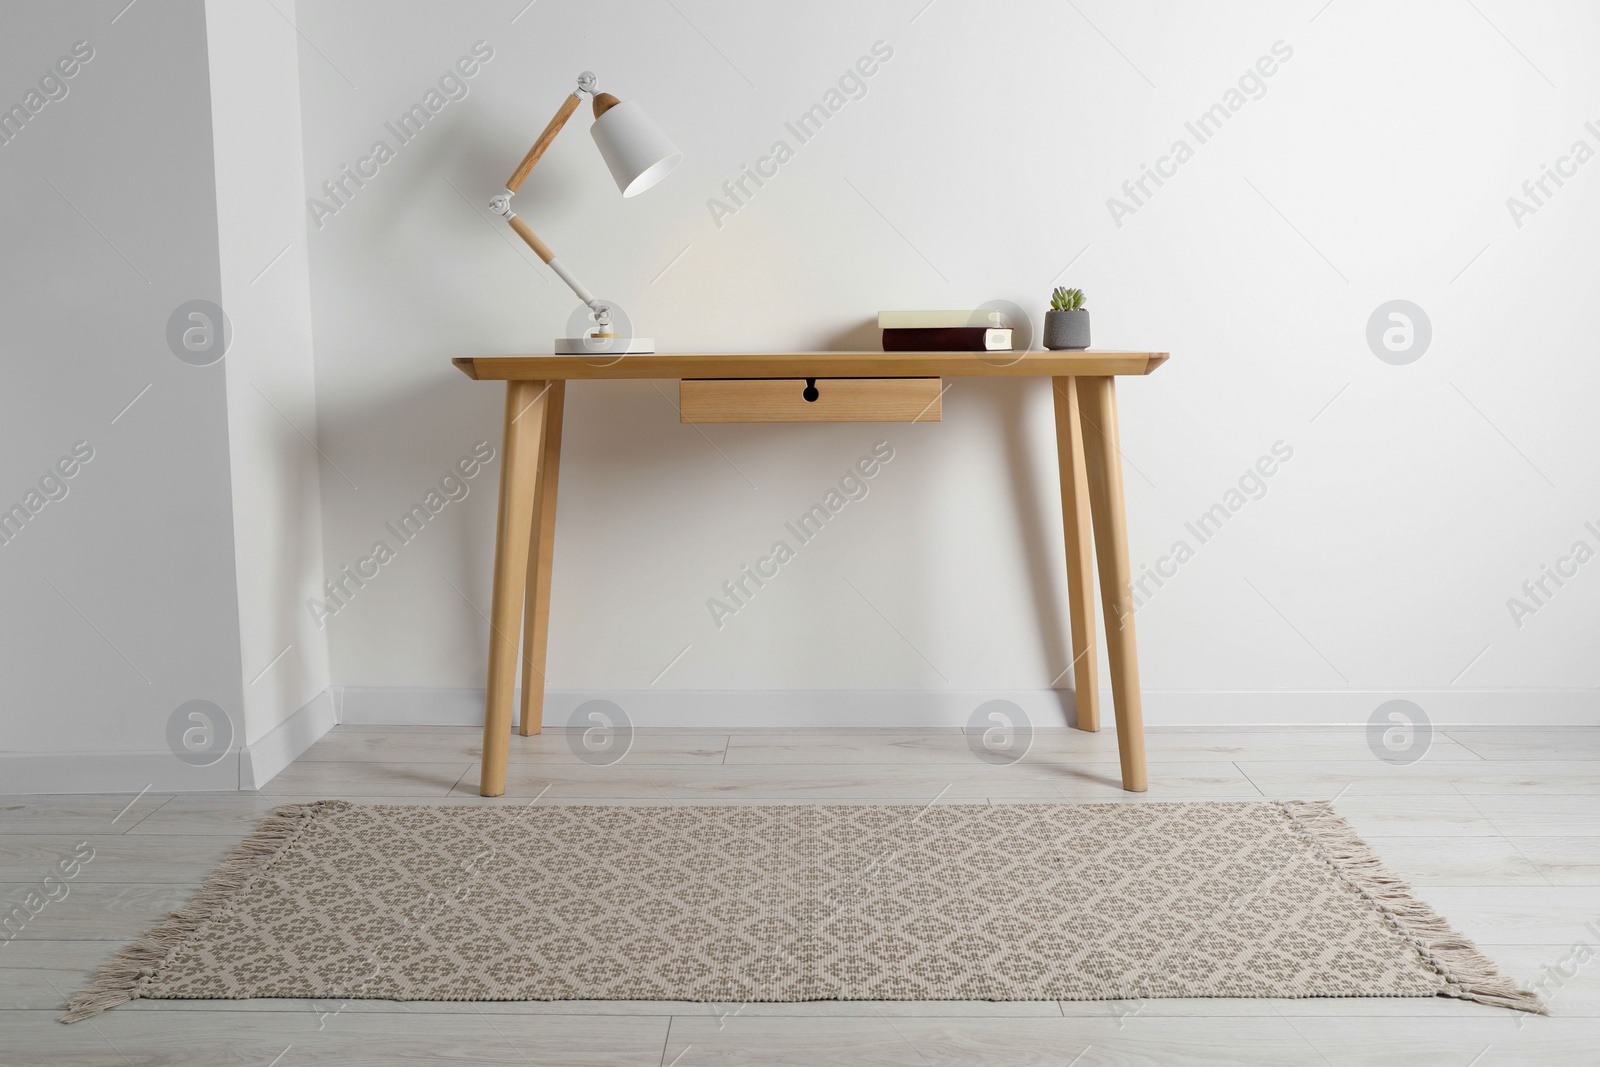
[678,378,941,423]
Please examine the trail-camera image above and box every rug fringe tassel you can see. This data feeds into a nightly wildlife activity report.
[59,800,349,1024]
[1280,800,1546,1015]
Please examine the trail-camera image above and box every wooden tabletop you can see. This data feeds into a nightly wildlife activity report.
[453,350,1168,381]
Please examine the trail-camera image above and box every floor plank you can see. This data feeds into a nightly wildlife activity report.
[299,726,729,765]
[0,835,234,883]
[122,793,300,836]
[0,882,197,941]
[0,794,171,836]
[1360,836,1550,885]
[1,1008,670,1067]
[1489,944,1600,1016]
[1477,794,1600,837]
[260,762,472,797]
[1237,760,1600,797]
[1443,728,1600,762]
[446,760,1258,800]
[1330,793,1496,838]
[1507,836,1600,884]
[1288,1014,1600,1066]
[724,727,1484,765]
[1415,886,1600,945]
[663,1014,1319,1066]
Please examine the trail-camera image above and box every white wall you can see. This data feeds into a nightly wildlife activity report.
[293,0,1600,729]
[0,0,336,793]
[0,0,246,790]
[205,0,334,780]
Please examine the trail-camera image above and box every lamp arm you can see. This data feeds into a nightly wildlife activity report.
[491,73,612,326]
[505,92,581,193]
[502,213,607,321]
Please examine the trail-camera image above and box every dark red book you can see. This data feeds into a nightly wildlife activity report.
[882,327,1013,352]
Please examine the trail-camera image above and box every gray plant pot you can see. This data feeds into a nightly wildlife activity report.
[1044,309,1090,350]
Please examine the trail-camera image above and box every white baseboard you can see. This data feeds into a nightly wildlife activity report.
[337,687,1600,729]
[239,689,338,790]
[0,690,338,795]
[1140,689,1600,726]
[6,687,1592,794]
[340,688,1080,728]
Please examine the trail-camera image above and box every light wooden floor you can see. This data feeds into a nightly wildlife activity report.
[4,724,1600,1065]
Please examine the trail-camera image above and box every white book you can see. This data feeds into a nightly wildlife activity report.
[878,309,1009,330]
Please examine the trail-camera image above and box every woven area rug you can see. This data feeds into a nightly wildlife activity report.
[65,800,1540,1020]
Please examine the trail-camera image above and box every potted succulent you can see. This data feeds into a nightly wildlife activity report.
[1044,287,1090,350]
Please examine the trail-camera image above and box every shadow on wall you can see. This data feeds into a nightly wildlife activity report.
[995,380,1073,715]
[820,320,1076,719]
[817,318,878,351]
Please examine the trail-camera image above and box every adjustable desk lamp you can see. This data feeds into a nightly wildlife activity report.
[489,71,682,353]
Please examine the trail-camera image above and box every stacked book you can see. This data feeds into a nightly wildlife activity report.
[880,310,1013,352]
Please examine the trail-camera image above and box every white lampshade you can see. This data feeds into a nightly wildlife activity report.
[590,100,682,198]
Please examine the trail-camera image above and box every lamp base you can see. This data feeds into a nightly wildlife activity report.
[553,336,655,354]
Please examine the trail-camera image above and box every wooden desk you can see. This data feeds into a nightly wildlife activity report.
[453,350,1169,796]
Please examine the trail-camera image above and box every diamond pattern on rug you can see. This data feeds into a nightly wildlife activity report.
[68,801,1540,1014]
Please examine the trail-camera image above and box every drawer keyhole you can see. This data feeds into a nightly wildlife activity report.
[802,378,819,403]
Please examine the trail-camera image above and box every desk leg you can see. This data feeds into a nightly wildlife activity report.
[1051,377,1100,733]
[481,380,551,797]
[518,380,565,736]
[1077,376,1148,792]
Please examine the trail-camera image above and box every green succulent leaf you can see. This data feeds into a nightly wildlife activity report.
[1049,286,1086,311]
